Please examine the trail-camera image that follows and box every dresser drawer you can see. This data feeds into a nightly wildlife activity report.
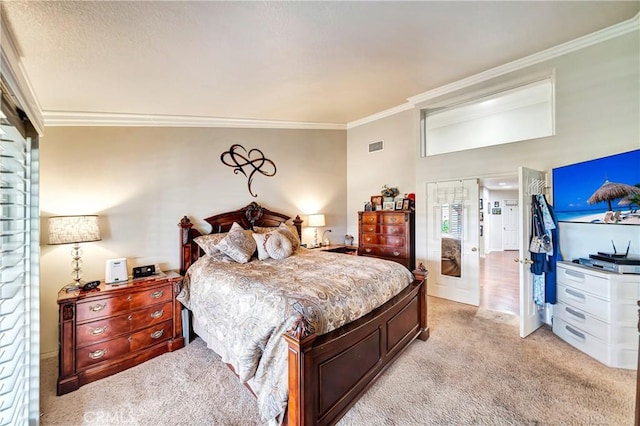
[76,301,173,347]
[377,246,407,259]
[557,263,640,300]
[129,320,173,351]
[556,301,638,346]
[76,335,131,370]
[380,225,405,235]
[362,224,377,233]
[380,235,405,248]
[381,213,406,225]
[557,284,609,322]
[362,234,379,245]
[557,283,637,324]
[76,321,173,370]
[361,213,379,225]
[553,317,638,369]
[76,285,173,322]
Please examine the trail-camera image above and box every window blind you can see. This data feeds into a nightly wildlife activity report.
[0,109,39,425]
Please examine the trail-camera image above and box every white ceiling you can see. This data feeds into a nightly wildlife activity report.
[1,1,638,127]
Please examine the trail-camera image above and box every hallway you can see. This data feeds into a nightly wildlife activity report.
[480,250,519,315]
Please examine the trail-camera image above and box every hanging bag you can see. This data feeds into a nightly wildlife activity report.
[529,196,552,253]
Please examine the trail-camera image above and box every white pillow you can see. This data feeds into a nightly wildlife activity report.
[194,232,228,255]
[252,230,293,260]
[217,222,256,263]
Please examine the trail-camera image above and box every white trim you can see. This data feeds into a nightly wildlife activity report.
[348,13,639,129]
[42,111,346,130]
[346,103,413,130]
[1,16,45,135]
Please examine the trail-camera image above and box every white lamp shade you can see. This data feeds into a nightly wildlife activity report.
[307,214,326,227]
[48,215,101,245]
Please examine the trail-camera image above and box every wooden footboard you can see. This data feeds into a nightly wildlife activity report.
[284,277,428,426]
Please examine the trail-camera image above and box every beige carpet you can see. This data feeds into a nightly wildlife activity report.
[40,297,636,425]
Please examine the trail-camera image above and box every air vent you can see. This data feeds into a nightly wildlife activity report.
[368,140,384,153]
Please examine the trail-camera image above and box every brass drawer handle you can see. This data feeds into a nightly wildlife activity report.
[150,310,164,319]
[90,326,107,336]
[150,291,164,299]
[128,336,133,343]
[150,329,164,339]
[89,303,106,312]
[89,349,106,359]
[127,295,133,302]
[393,251,400,256]
[365,248,372,253]
[390,217,397,223]
[127,315,133,321]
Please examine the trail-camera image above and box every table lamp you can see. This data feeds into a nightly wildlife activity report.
[307,214,325,248]
[48,215,101,292]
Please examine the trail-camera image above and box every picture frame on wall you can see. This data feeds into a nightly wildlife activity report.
[395,199,404,210]
[479,198,483,210]
[492,207,502,215]
[494,201,500,207]
[383,201,395,211]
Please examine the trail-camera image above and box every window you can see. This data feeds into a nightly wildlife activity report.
[0,87,39,426]
[422,78,554,156]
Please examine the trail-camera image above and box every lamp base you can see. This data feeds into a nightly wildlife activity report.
[63,281,84,293]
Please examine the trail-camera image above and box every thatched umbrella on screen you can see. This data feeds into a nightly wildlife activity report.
[587,180,640,211]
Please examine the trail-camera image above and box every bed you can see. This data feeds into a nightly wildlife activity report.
[178,202,428,425]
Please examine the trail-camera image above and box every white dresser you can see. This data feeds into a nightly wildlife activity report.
[553,261,640,369]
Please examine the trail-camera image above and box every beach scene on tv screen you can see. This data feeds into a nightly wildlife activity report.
[552,149,640,225]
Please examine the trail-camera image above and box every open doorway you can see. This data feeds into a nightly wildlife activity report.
[479,175,519,316]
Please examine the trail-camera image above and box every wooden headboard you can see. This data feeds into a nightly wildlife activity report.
[178,202,303,275]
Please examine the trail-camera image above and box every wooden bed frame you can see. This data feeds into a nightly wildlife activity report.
[179,202,429,426]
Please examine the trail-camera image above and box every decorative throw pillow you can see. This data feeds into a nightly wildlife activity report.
[217,222,256,263]
[277,223,300,252]
[194,232,228,255]
[265,231,294,260]
[252,232,272,261]
[252,230,294,260]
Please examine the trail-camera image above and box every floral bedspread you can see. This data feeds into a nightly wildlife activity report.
[178,248,414,424]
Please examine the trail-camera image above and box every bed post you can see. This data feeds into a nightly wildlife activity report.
[284,317,318,426]
[293,215,303,242]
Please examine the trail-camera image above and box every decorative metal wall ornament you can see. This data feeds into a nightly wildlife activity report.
[220,144,277,197]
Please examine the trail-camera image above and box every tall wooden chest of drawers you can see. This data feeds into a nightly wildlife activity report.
[358,211,415,270]
[57,271,185,395]
[553,261,640,369]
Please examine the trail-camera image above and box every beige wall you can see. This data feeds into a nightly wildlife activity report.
[347,32,640,265]
[40,126,346,356]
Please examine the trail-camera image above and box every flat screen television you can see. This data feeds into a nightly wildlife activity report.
[552,149,640,225]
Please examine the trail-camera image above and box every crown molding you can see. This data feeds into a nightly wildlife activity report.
[1,16,45,135]
[346,103,414,130]
[42,111,346,130]
[348,13,639,129]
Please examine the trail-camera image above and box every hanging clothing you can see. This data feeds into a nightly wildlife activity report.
[529,194,561,306]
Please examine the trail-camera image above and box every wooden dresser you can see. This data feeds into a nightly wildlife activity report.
[357,210,415,270]
[57,271,184,395]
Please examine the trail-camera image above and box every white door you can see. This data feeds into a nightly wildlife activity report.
[426,179,480,305]
[518,167,545,337]
[503,199,519,250]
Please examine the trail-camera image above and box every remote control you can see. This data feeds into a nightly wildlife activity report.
[82,280,100,291]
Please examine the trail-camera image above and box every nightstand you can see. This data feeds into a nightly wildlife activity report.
[57,271,184,395]
[319,244,358,255]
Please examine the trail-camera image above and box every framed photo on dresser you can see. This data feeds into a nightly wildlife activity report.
[371,195,383,210]
[383,201,395,211]
[395,199,404,210]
